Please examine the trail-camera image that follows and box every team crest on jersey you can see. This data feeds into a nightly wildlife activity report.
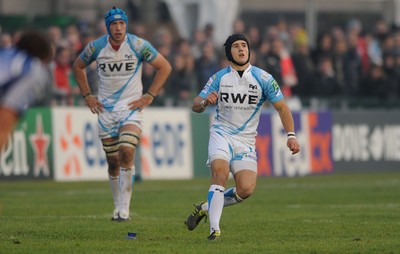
[135,39,143,51]
[261,73,270,81]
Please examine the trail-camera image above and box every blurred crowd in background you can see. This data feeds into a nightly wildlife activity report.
[1,16,400,110]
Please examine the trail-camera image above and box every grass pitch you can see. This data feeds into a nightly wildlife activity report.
[1,172,399,254]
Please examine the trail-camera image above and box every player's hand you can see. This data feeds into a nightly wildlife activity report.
[204,91,218,106]
[287,138,300,155]
[85,95,104,114]
[128,93,154,111]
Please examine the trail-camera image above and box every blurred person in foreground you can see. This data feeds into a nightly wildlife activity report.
[185,34,300,240]
[0,30,53,150]
[72,7,171,221]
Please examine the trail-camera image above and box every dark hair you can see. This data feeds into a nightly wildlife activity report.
[16,30,53,62]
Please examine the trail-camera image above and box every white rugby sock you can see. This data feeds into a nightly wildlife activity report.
[208,184,225,234]
[108,175,120,211]
[223,187,243,207]
[119,166,135,217]
[201,187,243,211]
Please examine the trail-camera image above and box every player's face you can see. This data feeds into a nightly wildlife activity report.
[109,20,126,44]
[231,40,249,65]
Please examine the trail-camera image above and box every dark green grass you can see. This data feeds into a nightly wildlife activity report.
[1,172,400,254]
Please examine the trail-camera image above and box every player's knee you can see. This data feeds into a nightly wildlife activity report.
[118,130,139,164]
[119,146,135,164]
[236,186,255,200]
[211,169,229,186]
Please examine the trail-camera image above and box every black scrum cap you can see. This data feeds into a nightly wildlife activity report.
[223,33,250,62]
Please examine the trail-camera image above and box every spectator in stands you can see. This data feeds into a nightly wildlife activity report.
[374,19,390,44]
[247,25,261,49]
[95,19,107,37]
[153,27,174,60]
[204,23,215,43]
[276,18,291,50]
[291,30,314,98]
[232,19,246,34]
[365,31,383,66]
[311,32,334,65]
[360,64,389,102]
[131,23,147,39]
[175,38,195,66]
[53,45,80,105]
[167,53,197,106]
[191,29,206,59]
[393,30,400,56]
[47,26,63,46]
[271,37,298,97]
[382,52,400,100]
[340,32,362,97]
[312,56,341,99]
[195,40,220,92]
[65,24,82,59]
[258,38,282,87]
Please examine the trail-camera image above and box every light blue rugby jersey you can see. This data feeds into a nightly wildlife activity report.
[0,48,51,114]
[79,34,158,112]
[199,64,284,144]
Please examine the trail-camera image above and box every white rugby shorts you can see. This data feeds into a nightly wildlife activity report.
[207,131,258,174]
[98,109,143,139]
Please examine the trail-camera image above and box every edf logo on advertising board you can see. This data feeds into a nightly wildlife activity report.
[140,109,193,180]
